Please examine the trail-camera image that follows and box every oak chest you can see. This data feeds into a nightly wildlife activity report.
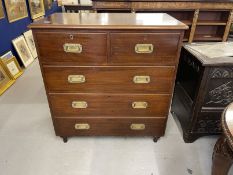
[30,13,187,142]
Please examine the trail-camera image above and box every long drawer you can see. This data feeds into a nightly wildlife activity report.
[49,93,171,117]
[110,33,181,65]
[54,117,166,136]
[43,66,175,93]
[34,32,107,64]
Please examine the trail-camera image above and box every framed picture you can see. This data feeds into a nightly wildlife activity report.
[12,36,34,68]
[44,0,53,10]
[4,0,28,23]
[0,1,5,20]
[2,57,23,79]
[0,51,14,60]
[0,61,15,96]
[28,0,45,20]
[24,30,38,59]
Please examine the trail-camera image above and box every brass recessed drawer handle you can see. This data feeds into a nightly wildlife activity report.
[135,44,154,54]
[74,123,90,130]
[130,124,145,130]
[133,76,150,84]
[68,75,85,83]
[72,101,88,109]
[63,43,82,53]
[132,102,148,109]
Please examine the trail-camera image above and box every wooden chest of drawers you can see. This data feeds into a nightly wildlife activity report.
[30,13,187,142]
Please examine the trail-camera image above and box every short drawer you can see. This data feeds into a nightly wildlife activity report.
[54,117,166,136]
[109,33,181,65]
[34,32,107,64]
[43,66,175,93]
[49,93,171,117]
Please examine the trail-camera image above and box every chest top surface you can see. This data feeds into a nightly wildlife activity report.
[29,13,188,30]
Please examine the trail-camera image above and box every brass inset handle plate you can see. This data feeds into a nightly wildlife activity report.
[72,101,88,109]
[135,44,154,54]
[68,75,85,83]
[132,102,148,109]
[130,124,145,130]
[74,123,90,130]
[133,76,150,84]
[63,43,82,53]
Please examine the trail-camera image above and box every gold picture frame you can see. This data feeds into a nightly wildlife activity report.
[4,0,28,23]
[28,0,45,20]
[0,1,5,20]
[0,61,15,96]
[12,36,34,68]
[2,57,23,79]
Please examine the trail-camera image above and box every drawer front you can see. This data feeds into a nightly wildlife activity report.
[43,66,175,93]
[35,32,107,64]
[54,118,166,136]
[49,93,171,117]
[110,33,181,65]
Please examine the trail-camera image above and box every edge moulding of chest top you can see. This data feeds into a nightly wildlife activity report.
[29,13,188,143]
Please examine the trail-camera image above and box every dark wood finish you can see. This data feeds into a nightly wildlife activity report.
[171,45,233,143]
[49,93,171,117]
[43,66,175,93]
[92,0,233,42]
[55,117,166,136]
[30,13,186,141]
[34,32,107,64]
[212,103,233,175]
[64,5,94,13]
[109,33,180,65]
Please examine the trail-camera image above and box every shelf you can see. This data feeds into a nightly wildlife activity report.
[197,20,227,26]
[181,20,192,25]
[193,34,222,41]
[183,38,189,42]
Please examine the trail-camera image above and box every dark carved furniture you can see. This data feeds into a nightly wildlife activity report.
[30,13,187,142]
[171,44,233,143]
[92,0,233,43]
[212,103,233,175]
[64,4,94,13]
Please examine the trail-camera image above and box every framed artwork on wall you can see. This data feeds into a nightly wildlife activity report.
[0,61,15,96]
[2,57,23,79]
[4,0,28,23]
[12,36,34,68]
[28,0,45,20]
[23,30,38,59]
[44,0,53,10]
[0,1,5,20]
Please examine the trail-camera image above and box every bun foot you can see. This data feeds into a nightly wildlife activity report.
[62,137,68,143]
[153,137,160,142]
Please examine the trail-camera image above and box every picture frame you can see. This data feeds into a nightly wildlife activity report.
[4,0,28,23]
[0,1,5,20]
[0,61,15,96]
[2,57,23,79]
[44,0,53,10]
[12,36,34,68]
[0,51,14,60]
[24,30,38,59]
[28,0,45,20]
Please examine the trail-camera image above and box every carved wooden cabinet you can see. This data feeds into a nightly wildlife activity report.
[92,0,233,43]
[30,13,187,142]
[171,45,233,143]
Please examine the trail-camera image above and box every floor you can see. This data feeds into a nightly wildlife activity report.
[0,60,229,175]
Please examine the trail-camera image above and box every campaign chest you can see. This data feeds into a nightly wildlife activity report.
[30,13,187,142]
